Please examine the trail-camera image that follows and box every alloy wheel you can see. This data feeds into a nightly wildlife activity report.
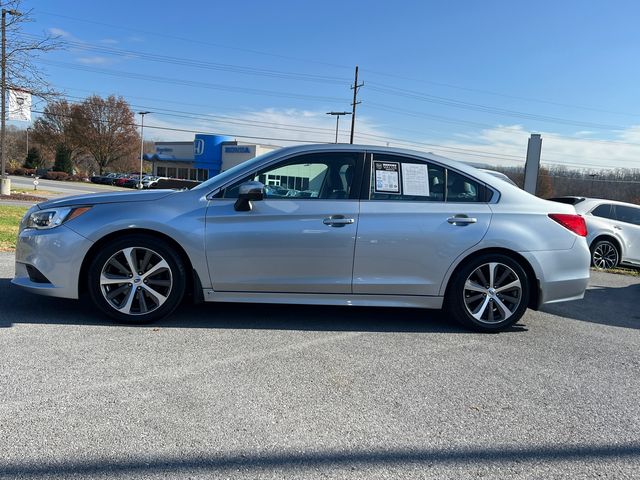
[99,247,173,315]
[463,262,523,324]
[592,242,618,269]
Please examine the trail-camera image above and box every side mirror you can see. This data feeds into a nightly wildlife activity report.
[234,181,265,211]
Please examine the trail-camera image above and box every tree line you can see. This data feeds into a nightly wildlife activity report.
[494,165,640,204]
[8,95,144,176]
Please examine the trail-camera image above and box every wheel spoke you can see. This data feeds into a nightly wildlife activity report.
[142,259,170,280]
[471,296,491,320]
[106,283,130,300]
[146,278,171,288]
[138,290,149,313]
[142,284,167,306]
[118,286,137,314]
[465,280,487,293]
[493,297,513,320]
[475,267,488,288]
[100,273,129,286]
[495,268,511,288]
[109,257,130,276]
[488,263,498,288]
[496,279,521,293]
[123,248,138,275]
[140,250,153,272]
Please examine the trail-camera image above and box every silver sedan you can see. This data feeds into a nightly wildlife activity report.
[13,144,590,332]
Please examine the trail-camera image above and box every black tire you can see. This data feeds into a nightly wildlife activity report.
[87,234,186,324]
[445,253,530,332]
[590,239,620,269]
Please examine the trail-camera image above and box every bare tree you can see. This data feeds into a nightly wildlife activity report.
[70,95,140,175]
[3,0,60,99]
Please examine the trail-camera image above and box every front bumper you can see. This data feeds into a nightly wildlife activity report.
[12,225,93,299]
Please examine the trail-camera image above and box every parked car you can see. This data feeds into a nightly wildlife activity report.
[548,196,640,269]
[13,144,590,332]
[90,173,117,185]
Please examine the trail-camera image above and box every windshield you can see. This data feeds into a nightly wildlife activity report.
[191,149,281,191]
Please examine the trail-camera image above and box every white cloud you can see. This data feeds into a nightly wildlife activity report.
[100,38,119,45]
[76,56,113,65]
[424,125,640,170]
[48,27,71,38]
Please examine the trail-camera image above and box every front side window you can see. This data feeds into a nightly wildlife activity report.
[615,205,640,226]
[223,152,361,200]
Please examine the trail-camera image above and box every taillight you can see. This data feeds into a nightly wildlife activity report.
[548,214,587,237]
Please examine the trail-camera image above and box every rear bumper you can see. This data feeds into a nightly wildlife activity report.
[12,225,93,299]
[520,239,591,307]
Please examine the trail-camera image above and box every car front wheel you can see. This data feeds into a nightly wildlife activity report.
[445,254,530,332]
[87,235,186,323]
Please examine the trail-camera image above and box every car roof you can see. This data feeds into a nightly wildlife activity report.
[554,196,640,212]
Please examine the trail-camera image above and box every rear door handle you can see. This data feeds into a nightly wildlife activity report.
[323,215,355,227]
[447,215,477,225]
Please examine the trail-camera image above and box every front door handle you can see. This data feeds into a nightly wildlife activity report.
[447,215,477,225]
[323,215,355,227]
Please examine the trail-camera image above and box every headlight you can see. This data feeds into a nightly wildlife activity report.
[25,206,92,230]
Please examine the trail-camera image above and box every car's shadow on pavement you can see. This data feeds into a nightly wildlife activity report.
[0,279,529,334]
[542,281,640,329]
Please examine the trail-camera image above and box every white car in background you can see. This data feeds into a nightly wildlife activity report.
[549,196,640,269]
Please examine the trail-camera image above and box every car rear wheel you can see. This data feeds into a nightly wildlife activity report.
[590,240,619,269]
[87,235,186,323]
[445,254,530,332]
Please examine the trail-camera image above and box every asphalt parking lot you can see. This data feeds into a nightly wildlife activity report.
[0,251,638,479]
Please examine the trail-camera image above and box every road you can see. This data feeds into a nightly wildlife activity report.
[9,175,125,196]
[0,252,638,479]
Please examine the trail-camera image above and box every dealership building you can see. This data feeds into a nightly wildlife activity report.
[143,134,279,181]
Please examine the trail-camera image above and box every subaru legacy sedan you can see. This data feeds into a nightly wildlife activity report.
[13,144,590,332]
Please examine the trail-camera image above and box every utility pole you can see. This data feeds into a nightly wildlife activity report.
[26,126,30,156]
[326,111,351,143]
[349,65,364,144]
[138,111,150,189]
[0,8,20,195]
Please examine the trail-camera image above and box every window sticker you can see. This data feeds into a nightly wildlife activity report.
[401,163,430,196]
[374,161,400,193]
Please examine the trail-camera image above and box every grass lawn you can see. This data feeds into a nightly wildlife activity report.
[11,187,54,195]
[0,205,28,251]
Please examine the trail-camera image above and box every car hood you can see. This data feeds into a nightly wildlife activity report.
[36,189,177,209]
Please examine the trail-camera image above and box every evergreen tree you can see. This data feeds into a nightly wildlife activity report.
[24,147,43,169]
[53,144,73,174]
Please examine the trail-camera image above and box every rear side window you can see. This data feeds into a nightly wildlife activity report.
[366,154,489,202]
[445,170,481,203]
[615,205,640,226]
[591,204,615,220]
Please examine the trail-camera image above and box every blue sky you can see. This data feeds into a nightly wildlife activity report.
[18,0,640,170]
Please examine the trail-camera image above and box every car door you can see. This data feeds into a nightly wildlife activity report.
[352,153,492,296]
[205,151,364,293]
[614,205,640,263]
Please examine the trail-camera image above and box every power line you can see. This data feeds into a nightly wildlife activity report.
[361,69,640,119]
[37,11,353,71]
[18,33,351,86]
[37,59,350,104]
[366,83,628,131]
